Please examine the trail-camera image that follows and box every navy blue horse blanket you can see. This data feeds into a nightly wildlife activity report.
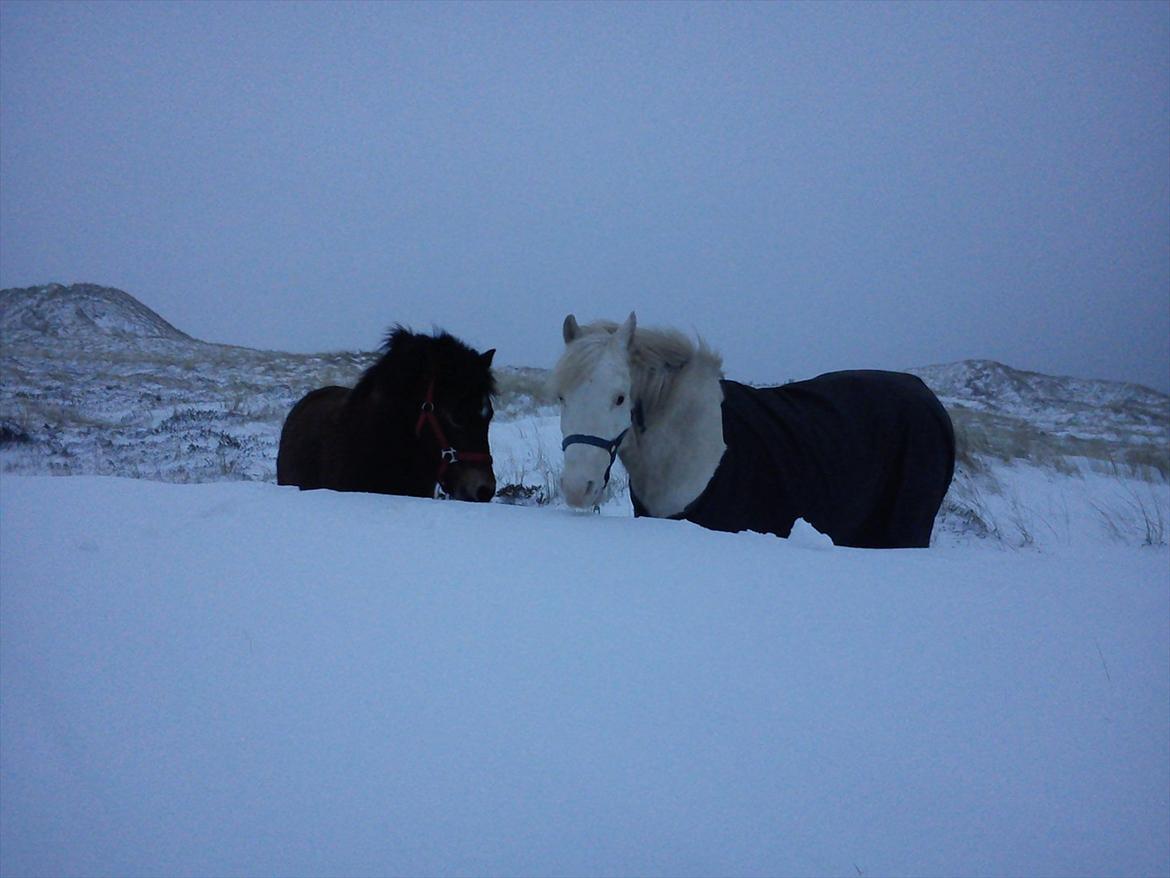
[632,371,956,548]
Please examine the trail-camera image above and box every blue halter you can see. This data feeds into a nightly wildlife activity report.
[561,400,645,490]
[561,427,629,488]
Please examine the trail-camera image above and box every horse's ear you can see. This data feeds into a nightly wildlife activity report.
[563,314,580,344]
[480,348,495,368]
[616,311,636,349]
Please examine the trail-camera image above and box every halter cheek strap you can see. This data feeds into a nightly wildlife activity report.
[415,378,492,479]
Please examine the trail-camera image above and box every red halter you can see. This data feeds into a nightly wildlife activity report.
[414,377,493,479]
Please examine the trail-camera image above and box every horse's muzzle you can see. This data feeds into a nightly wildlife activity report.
[561,473,603,510]
[443,464,496,503]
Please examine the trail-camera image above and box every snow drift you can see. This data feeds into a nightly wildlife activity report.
[2,475,1167,877]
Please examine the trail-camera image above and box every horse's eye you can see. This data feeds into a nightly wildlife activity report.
[615,394,625,407]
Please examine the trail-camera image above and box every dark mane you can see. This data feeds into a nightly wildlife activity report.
[349,326,496,406]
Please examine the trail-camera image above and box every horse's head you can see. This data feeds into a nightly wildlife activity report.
[418,335,497,502]
[366,327,498,502]
[552,312,637,510]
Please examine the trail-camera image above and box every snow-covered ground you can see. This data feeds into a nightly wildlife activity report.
[2,474,1167,877]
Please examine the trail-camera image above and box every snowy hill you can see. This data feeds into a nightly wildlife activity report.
[0,282,195,346]
[912,358,1169,454]
[1,282,1167,546]
[913,358,1168,422]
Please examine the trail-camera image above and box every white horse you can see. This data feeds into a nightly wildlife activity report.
[551,312,955,548]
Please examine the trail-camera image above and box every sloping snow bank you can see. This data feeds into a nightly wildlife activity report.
[2,476,1167,877]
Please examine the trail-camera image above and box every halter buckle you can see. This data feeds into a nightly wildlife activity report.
[440,448,458,465]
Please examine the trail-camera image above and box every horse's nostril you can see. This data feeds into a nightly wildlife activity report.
[476,484,493,502]
[585,480,595,495]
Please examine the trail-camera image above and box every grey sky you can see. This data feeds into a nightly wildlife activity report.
[2,1,1167,391]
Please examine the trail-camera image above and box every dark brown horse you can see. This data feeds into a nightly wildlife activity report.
[277,327,497,502]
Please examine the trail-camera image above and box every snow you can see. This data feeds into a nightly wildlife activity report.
[2,474,1167,877]
[939,457,1170,548]
[785,518,835,549]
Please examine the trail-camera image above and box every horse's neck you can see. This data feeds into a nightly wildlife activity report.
[345,395,434,493]
[620,367,725,517]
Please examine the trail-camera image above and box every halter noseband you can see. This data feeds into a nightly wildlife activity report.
[415,377,492,480]
[561,427,629,489]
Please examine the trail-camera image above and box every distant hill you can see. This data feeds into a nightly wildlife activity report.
[0,283,195,347]
[911,359,1169,460]
[912,359,1167,424]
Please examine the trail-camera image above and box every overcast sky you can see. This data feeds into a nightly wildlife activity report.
[2,1,1167,390]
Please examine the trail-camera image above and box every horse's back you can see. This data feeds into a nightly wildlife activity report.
[276,386,349,488]
[698,370,954,547]
[789,370,954,546]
